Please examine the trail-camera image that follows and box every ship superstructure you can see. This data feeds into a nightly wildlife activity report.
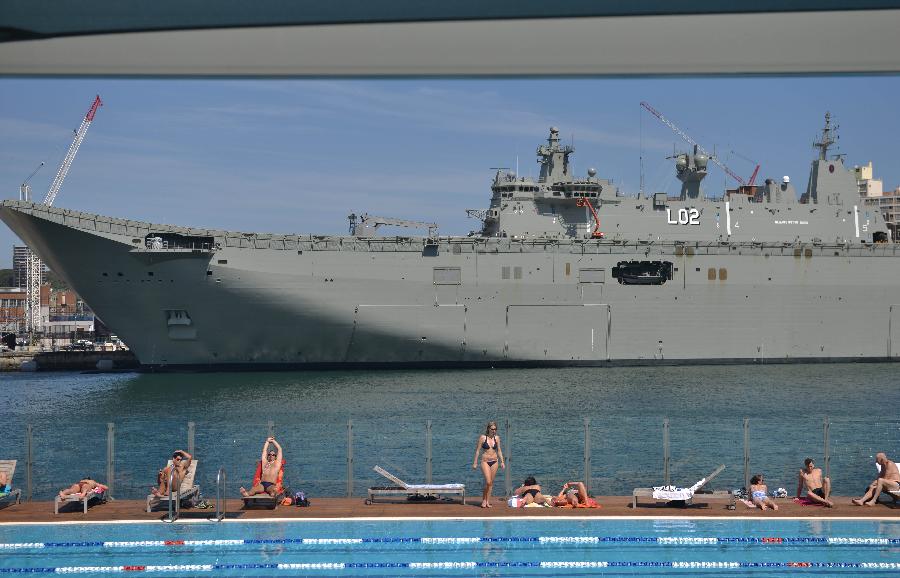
[1,115,897,368]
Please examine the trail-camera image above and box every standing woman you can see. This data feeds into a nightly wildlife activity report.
[472,421,505,508]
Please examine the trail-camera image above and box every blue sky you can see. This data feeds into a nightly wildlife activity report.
[1,76,898,268]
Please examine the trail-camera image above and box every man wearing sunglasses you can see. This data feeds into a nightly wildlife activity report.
[151,449,192,497]
[241,437,284,497]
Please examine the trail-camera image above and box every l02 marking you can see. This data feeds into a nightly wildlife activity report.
[666,207,700,225]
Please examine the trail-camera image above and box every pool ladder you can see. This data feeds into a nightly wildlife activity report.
[211,467,226,522]
[163,468,179,523]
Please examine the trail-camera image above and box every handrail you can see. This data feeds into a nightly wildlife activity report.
[212,467,226,522]
[163,467,178,523]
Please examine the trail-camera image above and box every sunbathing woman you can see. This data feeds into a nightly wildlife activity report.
[513,476,546,505]
[472,421,505,508]
[749,474,779,511]
[58,478,103,500]
[550,481,599,508]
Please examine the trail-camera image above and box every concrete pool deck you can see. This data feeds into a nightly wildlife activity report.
[1,495,898,523]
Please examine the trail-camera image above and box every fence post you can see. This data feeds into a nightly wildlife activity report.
[743,418,750,491]
[823,416,830,480]
[663,418,670,486]
[584,417,592,495]
[106,422,115,500]
[187,421,195,455]
[425,420,433,484]
[504,419,512,497]
[267,420,275,439]
[25,424,33,502]
[347,419,354,498]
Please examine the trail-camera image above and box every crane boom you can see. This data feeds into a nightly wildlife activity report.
[349,213,439,238]
[640,101,745,186]
[43,95,102,206]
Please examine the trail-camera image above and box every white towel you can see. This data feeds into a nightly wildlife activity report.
[652,485,694,501]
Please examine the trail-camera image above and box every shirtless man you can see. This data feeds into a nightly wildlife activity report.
[796,457,833,507]
[852,453,900,506]
[0,470,9,492]
[151,449,192,497]
[58,478,102,500]
[241,437,283,497]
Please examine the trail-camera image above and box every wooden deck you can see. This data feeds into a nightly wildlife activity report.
[1,495,898,523]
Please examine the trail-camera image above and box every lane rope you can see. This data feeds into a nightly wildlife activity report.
[2,560,899,573]
[1,535,897,550]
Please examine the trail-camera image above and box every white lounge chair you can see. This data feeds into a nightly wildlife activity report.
[0,460,21,507]
[54,482,108,514]
[632,464,734,508]
[366,465,465,505]
[146,460,200,512]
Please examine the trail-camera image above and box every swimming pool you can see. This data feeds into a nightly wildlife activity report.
[1,518,898,576]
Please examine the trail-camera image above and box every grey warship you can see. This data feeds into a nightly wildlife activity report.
[1,114,898,369]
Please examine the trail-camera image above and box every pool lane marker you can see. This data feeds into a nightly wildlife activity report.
[4,561,900,573]
[2,535,898,550]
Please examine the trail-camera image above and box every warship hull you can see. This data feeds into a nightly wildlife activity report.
[3,200,899,369]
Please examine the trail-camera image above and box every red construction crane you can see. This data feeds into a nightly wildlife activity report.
[640,101,746,186]
[43,95,103,206]
[729,149,762,186]
[25,95,102,336]
[576,197,604,238]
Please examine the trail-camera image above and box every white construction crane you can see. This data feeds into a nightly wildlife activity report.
[25,95,103,336]
[640,101,746,186]
[348,213,439,238]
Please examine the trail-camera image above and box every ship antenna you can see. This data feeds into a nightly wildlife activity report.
[639,103,645,196]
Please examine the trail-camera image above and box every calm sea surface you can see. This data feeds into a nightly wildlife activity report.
[1,364,898,501]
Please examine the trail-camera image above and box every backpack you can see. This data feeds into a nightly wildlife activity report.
[293,491,310,507]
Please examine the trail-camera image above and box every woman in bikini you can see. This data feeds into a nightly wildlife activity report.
[749,474,778,511]
[472,421,505,508]
[550,481,599,508]
[513,476,546,505]
[58,478,102,500]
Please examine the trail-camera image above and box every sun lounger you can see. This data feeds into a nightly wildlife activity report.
[146,460,200,512]
[0,460,21,506]
[54,483,108,514]
[242,459,286,509]
[632,464,733,508]
[366,465,465,505]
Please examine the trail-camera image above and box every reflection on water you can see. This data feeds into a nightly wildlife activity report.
[1,364,898,500]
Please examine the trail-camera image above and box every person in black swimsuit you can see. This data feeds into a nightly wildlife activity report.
[472,421,505,508]
[513,476,546,505]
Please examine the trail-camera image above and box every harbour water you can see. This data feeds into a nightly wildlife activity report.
[1,363,898,502]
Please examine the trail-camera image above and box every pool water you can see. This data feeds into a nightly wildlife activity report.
[1,518,899,576]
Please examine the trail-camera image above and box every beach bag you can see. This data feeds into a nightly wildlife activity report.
[507,496,523,508]
[293,491,310,507]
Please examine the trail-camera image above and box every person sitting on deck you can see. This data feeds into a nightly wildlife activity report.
[550,481,599,508]
[0,470,9,493]
[241,437,283,497]
[58,478,104,500]
[749,474,779,511]
[151,449,192,497]
[852,452,900,506]
[796,457,833,507]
